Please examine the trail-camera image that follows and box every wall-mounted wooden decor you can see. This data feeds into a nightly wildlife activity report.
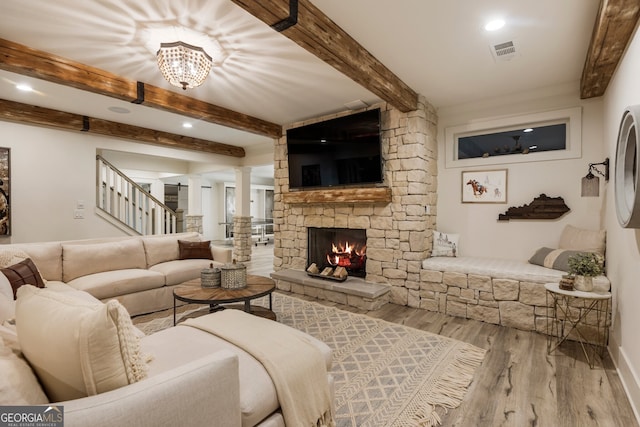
[498,194,569,221]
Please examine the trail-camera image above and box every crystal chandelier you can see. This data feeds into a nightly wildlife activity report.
[157,41,213,90]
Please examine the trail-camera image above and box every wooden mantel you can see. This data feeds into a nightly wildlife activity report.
[282,187,392,204]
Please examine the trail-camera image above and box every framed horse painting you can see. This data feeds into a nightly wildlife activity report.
[461,169,507,203]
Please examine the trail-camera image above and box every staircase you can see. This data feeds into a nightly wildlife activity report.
[96,155,177,235]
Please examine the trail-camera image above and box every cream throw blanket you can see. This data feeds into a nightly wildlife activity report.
[183,310,335,427]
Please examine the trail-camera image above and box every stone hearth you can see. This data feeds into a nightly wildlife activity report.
[271,269,390,310]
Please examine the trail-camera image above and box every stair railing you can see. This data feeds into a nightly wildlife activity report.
[96,155,177,235]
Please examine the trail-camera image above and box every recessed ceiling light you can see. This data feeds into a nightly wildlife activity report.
[523,128,533,132]
[485,19,505,32]
[16,83,33,92]
[108,106,130,114]
[182,122,193,129]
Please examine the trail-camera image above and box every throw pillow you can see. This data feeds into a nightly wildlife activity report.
[558,225,606,255]
[1,258,45,299]
[432,231,459,257]
[178,240,213,260]
[0,248,30,269]
[15,285,147,402]
[528,247,594,272]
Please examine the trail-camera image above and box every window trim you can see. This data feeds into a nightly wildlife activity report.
[444,107,582,169]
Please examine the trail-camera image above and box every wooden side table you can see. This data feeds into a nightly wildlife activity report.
[545,282,611,368]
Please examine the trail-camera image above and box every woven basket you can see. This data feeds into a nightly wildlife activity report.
[201,263,221,288]
[221,260,247,289]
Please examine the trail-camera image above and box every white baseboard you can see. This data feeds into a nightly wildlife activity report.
[609,337,640,424]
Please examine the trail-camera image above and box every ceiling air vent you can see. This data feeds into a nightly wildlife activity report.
[490,40,518,62]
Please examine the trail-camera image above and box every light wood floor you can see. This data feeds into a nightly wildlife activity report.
[245,244,638,427]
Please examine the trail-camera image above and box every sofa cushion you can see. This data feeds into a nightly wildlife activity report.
[142,234,199,268]
[0,273,14,322]
[67,269,165,300]
[15,285,147,402]
[178,240,213,260]
[559,225,606,255]
[13,242,63,282]
[1,258,46,299]
[0,292,12,324]
[0,325,49,405]
[62,239,147,282]
[150,259,225,286]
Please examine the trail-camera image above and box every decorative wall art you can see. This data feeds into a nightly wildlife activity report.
[461,169,507,203]
[0,147,9,235]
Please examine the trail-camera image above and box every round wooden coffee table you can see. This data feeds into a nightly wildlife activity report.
[173,274,276,325]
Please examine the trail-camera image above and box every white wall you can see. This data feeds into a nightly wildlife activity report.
[0,120,238,244]
[601,23,640,418]
[1,121,125,243]
[436,84,605,260]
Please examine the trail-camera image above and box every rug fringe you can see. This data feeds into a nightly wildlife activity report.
[412,344,486,427]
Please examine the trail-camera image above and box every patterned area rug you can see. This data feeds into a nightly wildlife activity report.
[133,293,486,427]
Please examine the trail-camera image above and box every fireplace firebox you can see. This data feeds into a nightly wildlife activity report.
[307,227,367,277]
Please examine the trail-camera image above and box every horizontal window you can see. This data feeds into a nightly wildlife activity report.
[445,107,581,168]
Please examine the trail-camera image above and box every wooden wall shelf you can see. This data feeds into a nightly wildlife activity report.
[283,187,392,204]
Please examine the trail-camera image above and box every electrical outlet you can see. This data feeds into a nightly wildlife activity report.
[76,200,85,209]
[74,209,84,219]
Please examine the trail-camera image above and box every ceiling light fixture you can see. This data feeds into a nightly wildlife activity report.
[182,122,193,129]
[157,41,213,90]
[485,19,505,31]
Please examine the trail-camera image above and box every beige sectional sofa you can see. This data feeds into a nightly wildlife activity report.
[8,232,232,316]
[0,233,335,427]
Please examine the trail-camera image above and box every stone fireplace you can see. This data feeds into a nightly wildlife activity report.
[271,97,438,309]
[307,227,367,277]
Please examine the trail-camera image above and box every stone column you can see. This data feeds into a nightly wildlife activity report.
[233,216,252,262]
[233,167,252,262]
[185,214,203,233]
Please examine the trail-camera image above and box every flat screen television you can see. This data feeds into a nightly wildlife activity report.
[286,108,383,190]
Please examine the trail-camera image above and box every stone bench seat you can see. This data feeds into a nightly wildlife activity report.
[419,256,610,334]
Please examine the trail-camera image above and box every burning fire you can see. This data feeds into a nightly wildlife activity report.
[327,241,366,269]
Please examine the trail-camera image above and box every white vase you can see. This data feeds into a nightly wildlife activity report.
[574,275,594,292]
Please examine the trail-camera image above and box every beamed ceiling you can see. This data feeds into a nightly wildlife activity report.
[0,0,638,178]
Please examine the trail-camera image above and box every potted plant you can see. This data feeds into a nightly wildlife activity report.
[567,252,604,292]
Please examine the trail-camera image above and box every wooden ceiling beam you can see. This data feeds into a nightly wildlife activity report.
[0,38,282,138]
[0,98,246,157]
[581,0,640,99]
[231,0,419,112]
